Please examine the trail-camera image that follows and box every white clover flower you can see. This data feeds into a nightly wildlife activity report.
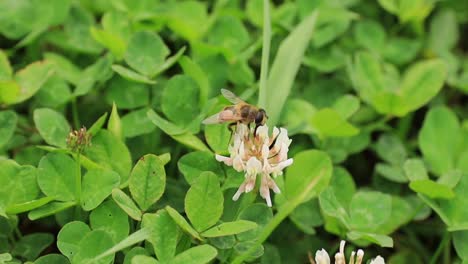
[215,123,293,207]
[311,240,385,264]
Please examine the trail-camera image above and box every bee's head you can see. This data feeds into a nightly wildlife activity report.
[255,109,268,125]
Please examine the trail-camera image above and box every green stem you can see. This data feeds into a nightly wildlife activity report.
[71,98,80,129]
[74,153,82,216]
[429,231,450,264]
[443,234,451,264]
[258,0,271,109]
[231,175,322,264]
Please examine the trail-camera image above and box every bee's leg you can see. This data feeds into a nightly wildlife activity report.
[254,123,260,137]
[228,122,236,144]
[228,122,237,133]
[269,129,281,150]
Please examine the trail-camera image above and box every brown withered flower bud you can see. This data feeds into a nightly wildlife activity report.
[67,127,92,153]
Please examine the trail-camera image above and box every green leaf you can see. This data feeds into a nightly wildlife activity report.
[409,180,455,199]
[171,133,211,152]
[375,133,407,165]
[399,59,447,114]
[453,231,468,260]
[261,11,318,125]
[332,95,360,120]
[6,196,54,214]
[179,56,210,107]
[404,158,429,181]
[185,172,223,232]
[375,163,408,183]
[35,76,72,108]
[379,196,414,234]
[85,130,132,184]
[111,188,142,221]
[147,110,210,151]
[204,124,230,155]
[125,31,169,77]
[429,9,458,54]
[353,20,386,51]
[72,230,114,264]
[37,153,77,201]
[74,55,113,97]
[44,52,82,85]
[152,46,187,77]
[0,161,39,208]
[233,241,264,261]
[105,77,149,110]
[0,50,12,80]
[0,80,20,104]
[90,27,126,59]
[349,191,392,232]
[207,15,250,59]
[178,151,223,185]
[280,98,316,135]
[310,108,359,138]
[12,233,54,261]
[285,150,333,203]
[92,228,152,263]
[131,256,159,264]
[329,167,356,207]
[34,108,71,148]
[166,206,202,241]
[28,201,75,220]
[123,247,149,264]
[0,110,17,148]
[12,61,55,104]
[142,210,179,262]
[121,108,156,138]
[88,113,109,136]
[172,245,217,264]
[57,221,91,260]
[346,231,393,247]
[312,7,355,48]
[108,102,122,140]
[90,200,129,243]
[289,199,323,234]
[34,254,70,264]
[112,65,156,84]
[383,37,421,65]
[81,169,120,211]
[236,203,273,242]
[319,188,351,228]
[162,75,200,126]
[418,106,461,175]
[166,1,208,41]
[201,220,257,237]
[438,170,463,188]
[129,154,166,211]
[147,109,187,135]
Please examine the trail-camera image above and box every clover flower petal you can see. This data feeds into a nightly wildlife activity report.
[311,240,385,264]
[215,123,293,207]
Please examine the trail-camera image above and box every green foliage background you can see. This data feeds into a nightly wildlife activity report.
[0,0,468,263]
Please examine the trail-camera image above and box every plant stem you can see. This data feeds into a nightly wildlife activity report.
[258,0,271,109]
[74,153,82,217]
[443,233,451,264]
[429,231,450,264]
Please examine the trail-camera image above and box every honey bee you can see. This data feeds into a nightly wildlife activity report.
[202,89,268,131]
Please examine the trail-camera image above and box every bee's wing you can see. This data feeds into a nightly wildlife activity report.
[202,110,242,124]
[202,113,223,124]
[221,89,245,104]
